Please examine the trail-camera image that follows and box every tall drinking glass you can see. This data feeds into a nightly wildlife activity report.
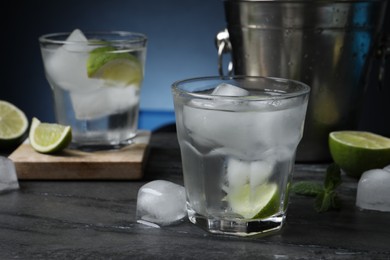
[39,30,147,150]
[172,76,310,236]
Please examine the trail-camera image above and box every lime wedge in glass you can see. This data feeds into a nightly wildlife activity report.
[0,100,28,149]
[87,46,143,87]
[29,117,72,154]
[329,131,390,178]
[228,183,280,219]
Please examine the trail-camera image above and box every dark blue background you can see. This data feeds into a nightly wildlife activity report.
[2,0,226,130]
[2,0,390,134]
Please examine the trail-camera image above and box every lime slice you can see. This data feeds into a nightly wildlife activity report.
[329,131,390,178]
[29,117,72,154]
[87,46,143,86]
[0,100,28,149]
[228,183,280,219]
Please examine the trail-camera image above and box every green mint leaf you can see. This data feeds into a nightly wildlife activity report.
[293,164,343,213]
[324,163,341,191]
[291,181,323,197]
[314,190,341,212]
[331,194,342,210]
[314,190,331,212]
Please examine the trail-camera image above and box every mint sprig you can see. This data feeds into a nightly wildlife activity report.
[291,163,342,212]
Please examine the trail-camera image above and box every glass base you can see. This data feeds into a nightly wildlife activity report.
[188,209,285,237]
[69,137,135,152]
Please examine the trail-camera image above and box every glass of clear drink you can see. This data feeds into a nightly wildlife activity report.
[172,76,310,236]
[39,29,147,150]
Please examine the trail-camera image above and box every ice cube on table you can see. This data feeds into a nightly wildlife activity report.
[0,157,19,194]
[212,83,249,96]
[356,169,390,212]
[136,180,187,227]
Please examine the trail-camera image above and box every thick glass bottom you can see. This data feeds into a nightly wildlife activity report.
[69,135,136,152]
[188,209,285,237]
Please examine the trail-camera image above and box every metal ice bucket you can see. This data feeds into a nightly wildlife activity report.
[216,0,388,162]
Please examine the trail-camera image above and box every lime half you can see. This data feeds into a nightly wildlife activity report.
[329,131,390,178]
[29,117,72,154]
[228,183,280,219]
[87,46,143,86]
[0,100,28,149]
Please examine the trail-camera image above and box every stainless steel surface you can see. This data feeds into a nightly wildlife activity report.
[219,0,388,162]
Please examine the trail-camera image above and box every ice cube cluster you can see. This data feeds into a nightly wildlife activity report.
[226,158,274,191]
[182,83,307,161]
[42,29,139,120]
[0,157,19,194]
[356,165,390,212]
[136,180,187,227]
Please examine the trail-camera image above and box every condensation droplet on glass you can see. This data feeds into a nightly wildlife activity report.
[269,99,281,107]
[315,28,323,34]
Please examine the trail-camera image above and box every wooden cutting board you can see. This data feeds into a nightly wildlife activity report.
[9,131,151,180]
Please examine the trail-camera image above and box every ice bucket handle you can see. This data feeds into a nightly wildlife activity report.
[215,29,233,76]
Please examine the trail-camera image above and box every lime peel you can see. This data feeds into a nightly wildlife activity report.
[29,117,72,154]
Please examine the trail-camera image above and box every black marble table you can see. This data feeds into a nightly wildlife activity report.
[1,131,389,259]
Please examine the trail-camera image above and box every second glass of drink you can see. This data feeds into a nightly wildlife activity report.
[39,29,147,150]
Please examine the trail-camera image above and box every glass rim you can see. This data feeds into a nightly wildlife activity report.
[172,75,311,101]
[39,31,147,45]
